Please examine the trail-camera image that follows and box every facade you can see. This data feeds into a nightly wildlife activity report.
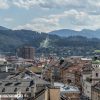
[63,71,75,84]
[0,65,15,72]
[82,64,92,99]
[82,80,92,99]
[92,61,100,85]
[45,87,60,100]
[17,46,35,59]
[91,82,100,100]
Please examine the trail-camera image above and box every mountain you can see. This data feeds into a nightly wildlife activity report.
[0,29,59,52]
[0,26,100,56]
[49,29,100,38]
[0,26,9,30]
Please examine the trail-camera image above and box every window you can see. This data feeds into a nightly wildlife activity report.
[96,73,98,77]
[14,88,17,92]
[2,88,5,92]
[26,87,29,91]
[14,82,21,86]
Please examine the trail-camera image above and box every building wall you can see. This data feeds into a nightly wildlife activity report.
[92,64,100,85]
[63,72,75,84]
[92,90,100,100]
[43,69,51,81]
[75,72,82,91]
[64,92,80,100]
[49,88,60,100]
[91,86,100,100]
[82,73,92,81]
[82,81,92,99]
[82,72,92,96]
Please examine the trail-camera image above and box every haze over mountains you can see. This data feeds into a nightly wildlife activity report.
[0,26,100,38]
[0,26,10,31]
[49,29,100,38]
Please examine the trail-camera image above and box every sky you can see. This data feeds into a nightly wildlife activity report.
[0,0,100,32]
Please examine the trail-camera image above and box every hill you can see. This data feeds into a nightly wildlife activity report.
[49,29,100,38]
[0,26,100,56]
[0,29,59,53]
[0,26,9,30]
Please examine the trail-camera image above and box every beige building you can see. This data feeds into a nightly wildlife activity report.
[45,87,60,100]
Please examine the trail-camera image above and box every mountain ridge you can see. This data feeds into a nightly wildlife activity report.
[0,26,10,30]
[0,26,100,56]
[49,29,100,38]
[0,26,100,38]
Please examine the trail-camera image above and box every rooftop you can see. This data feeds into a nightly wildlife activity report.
[0,72,10,79]
[0,79,33,94]
[29,67,42,73]
[54,82,80,93]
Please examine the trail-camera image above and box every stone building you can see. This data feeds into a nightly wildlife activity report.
[91,82,100,100]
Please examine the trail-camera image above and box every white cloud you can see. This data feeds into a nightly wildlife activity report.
[1,0,100,13]
[15,17,60,32]
[8,0,100,32]
[39,0,86,8]
[11,0,86,9]
[0,0,9,9]
[1,0,100,32]
[12,0,45,9]
[4,18,13,22]
[11,0,100,13]
[14,9,100,32]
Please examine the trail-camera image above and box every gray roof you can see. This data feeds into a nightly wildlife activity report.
[0,87,31,94]
[0,69,51,95]
[0,72,10,79]
[0,79,33,94]
[0,72,50,94]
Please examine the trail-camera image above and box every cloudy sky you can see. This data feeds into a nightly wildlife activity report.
[0,0,100,32]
